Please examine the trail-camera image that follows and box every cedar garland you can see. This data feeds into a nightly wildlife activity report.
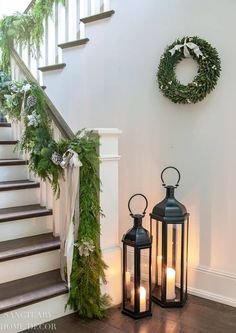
[0,73,109,318]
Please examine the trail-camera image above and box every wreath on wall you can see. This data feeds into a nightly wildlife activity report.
[157,36,221,104]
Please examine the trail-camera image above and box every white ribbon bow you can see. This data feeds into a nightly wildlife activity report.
[169,38,204,58]
[60,149,82,169]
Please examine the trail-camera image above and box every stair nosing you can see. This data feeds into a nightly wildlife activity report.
[80,10,115,24]
[0,269,67,314]
[0,287,67,314]
[0,140,18,145]
[38,63,66,72]
[0,180,40,192]
[0,233,60,262]
[58,38,89,49]
[0,159,28,166]
[0,123,11,127]
[0,204,53,223]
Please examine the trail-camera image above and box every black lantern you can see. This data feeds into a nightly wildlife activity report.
[122,194,152,319]
[150,167,189,308]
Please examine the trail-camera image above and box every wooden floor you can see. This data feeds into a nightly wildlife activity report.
[23,295,236,333]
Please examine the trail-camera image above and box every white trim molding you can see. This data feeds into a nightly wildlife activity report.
[188,265,236,307]
[98,128,122,305]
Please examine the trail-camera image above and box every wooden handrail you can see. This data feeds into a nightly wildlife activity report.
[10,47,75,140]
[24,0,36,14]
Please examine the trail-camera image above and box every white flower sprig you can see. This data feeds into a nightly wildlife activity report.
[75,239,95,257]
[27,110,41,127]
[21,83,31,93]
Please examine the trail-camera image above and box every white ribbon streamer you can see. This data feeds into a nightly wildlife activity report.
[169,38,204,58]
[60,150,81,288]
[61,162,80,288]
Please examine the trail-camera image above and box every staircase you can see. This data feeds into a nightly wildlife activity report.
[0,1,122,331]
[0,122,73,332]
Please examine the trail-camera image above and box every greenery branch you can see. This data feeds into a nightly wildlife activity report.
[0,71,109,318]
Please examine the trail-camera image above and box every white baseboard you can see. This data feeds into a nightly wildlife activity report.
[188,265,236,307]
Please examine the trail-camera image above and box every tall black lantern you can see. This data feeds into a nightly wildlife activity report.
[122,194,152,319]
[150,167,189,308]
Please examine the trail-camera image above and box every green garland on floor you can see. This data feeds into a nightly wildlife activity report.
[0,0,66,72]
[0,72,110,318]
[157,36,221,104]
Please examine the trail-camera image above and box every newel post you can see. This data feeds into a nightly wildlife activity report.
[96,128,122,305]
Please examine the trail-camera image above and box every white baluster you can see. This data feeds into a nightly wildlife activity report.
[91,0,102,15]
[68,0,78,41]
[55,2,59,63]
[80,0,90,18]
[47,6,56,65]
[103,0,110,11]
[76,0,81,39]
[65,0,69,42]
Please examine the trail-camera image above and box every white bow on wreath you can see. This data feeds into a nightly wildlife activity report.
[169,38,204,58]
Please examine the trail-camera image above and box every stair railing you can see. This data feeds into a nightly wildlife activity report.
[10,47,76,237]
[13,0,110,83]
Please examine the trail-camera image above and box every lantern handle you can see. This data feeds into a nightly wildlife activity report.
[161,166,181,188]
[128,193,148,217]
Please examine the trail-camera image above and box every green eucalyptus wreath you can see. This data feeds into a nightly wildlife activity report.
[157,36,221,104]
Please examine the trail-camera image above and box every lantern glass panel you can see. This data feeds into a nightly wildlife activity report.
[124,245,134,311]
[140,248,150,312]
[152,220,162,301]
[166,223,182,302]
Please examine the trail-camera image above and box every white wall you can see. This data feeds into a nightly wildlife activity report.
[0,0,29,17]
[43,0,236,306]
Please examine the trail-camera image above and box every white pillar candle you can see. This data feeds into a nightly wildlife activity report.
[140,286,146,312]
[131,288,134,306]
[157,255,162,284]
[166,267,176,300]
[125,271,131,299]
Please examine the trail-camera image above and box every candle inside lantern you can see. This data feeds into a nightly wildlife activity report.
[140,286,146,312]
[131,286,147,312]
[156,255,162,285]
[166,267,176,300]
[125,271,131,299]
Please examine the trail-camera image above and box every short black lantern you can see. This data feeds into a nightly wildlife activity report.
[122,194,152,319]
[150,167,189,308]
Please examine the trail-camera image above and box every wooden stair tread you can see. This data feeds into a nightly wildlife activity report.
[0,204,52,223]
[0,233,60,262]
[0,140,18,145]
[0,179,40,191]
[58,38,89,49]
[0,159,27,166]
[0,123,11,127]
[80,10,115,24]
[0,270,67,313]
[38,63,66,72]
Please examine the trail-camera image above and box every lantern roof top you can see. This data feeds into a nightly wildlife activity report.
[122,214,152,247]
[150,186,188,222]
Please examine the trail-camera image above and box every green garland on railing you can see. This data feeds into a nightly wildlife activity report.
[0,0,66,72]
[0,72,110,318]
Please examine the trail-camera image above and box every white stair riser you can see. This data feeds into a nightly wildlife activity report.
[0,250,60,284]
[0,145,18,159]
[0,294,73,333]
[0,165,28,181]
[0,216,53,242]
[0,188,40,209]
[0,128,12,140]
